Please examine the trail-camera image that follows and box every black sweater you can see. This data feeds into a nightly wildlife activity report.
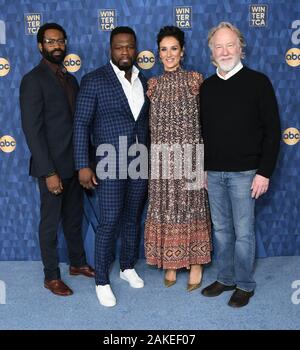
[200,66,281,178]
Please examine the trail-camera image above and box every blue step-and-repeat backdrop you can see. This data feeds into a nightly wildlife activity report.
[0,0,299,264]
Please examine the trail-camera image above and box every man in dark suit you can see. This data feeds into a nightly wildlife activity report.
[74,26,149,307]
[20,23,95,297]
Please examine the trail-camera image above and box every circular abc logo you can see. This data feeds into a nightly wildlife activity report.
[282,127,300,145]
[63,54,81,72]
[0,58,10,77]
[285,48,300,67]
[137,51,155,70]
[0,135,16,153]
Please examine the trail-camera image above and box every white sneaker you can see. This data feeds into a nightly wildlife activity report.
[120,268,144,288]
[95,284,116,307]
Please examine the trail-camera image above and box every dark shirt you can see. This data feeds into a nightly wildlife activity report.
[200,66,281,178]
[42,58,76,115]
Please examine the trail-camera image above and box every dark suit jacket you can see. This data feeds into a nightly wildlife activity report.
[20,60,79,178]
[73,63,149,171]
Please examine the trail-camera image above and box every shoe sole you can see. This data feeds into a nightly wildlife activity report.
[44,285,73,296]
[96,287,117,307]
[228,291,254,308]
[69,272,95,278]
[99,300,117,307]
[201,286,236,297]
[164,280,176,288]
[187,284,201,292]
[228,301,249,308]
[120,275,144,288]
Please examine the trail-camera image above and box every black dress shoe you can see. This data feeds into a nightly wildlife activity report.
[228,288,254,308]
[201,281,236,297]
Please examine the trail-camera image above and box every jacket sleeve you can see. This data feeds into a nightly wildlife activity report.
[19,73,55,177]
[73,74,97,170]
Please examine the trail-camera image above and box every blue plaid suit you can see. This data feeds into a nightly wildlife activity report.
[74,63,149,285]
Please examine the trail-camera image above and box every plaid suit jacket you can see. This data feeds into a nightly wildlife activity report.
[73,63,149,170]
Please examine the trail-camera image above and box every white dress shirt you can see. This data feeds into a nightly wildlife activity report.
[110,60,145,121]
[216,61,243,80]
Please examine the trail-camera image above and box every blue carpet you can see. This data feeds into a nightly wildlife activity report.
[0,257,299,330]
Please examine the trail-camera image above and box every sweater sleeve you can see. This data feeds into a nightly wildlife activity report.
[256,75,281,178]
[199,80,208,167]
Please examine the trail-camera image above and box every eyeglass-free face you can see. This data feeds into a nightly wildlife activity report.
[211,27,242,76]
[110,33,137,72]
[159,36,184,72]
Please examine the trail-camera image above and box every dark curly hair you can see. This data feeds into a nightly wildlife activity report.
[157,26,185,49]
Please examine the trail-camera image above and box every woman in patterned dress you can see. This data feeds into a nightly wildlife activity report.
[144,26,212,291]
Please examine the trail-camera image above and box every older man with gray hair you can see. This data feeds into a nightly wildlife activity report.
[200,22,281,307]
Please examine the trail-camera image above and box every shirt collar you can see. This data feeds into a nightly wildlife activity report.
[42,58,63,74]
[216,61,243,80]
[110,60,139,81]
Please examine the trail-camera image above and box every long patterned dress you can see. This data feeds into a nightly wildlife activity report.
[144,67,212,269]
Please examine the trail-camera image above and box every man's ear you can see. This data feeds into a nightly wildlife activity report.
[38,42,43,53]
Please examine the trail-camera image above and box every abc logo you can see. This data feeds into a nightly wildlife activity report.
[0,135,16,153]
[282,127,300,145]
[137,51,155,70]
[285,48,300,67]
[0,57,10,77]
[63,54,81,73]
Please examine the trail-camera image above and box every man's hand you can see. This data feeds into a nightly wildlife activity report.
[46,174,63,195]
[79,168,98,189]
[251,174,270,199]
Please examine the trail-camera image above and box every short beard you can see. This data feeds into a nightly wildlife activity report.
[42,48,66,64]
[111,57,134,72]
[217,57,240,73]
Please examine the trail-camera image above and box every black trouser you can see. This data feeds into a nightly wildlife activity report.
[38,175,87,280]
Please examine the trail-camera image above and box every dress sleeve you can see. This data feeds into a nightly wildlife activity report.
[188,71,203,96]
[147,77,158,99]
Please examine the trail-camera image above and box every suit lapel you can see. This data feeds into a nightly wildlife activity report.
[136,72,149,121]
[38,61,72,114]
[105,63,134,121]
